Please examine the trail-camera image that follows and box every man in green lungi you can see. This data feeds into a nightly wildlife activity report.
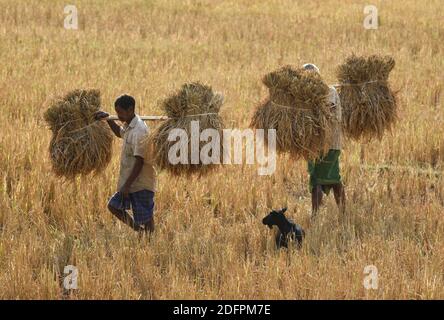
[303,63,346,218]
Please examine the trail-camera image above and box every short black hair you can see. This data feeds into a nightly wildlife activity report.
[114,94,135,110]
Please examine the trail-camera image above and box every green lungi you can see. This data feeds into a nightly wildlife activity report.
[308,149,342,195]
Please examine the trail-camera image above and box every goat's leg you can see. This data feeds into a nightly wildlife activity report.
[276,231,288,248]
[275,231,285,249]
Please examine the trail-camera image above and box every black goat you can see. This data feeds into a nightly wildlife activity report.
[262,207,305,249]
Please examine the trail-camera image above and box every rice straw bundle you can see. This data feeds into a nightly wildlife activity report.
[337,54,397,141]
[44,89,113,179]
[149,82,224,176]
[250,65,332,160]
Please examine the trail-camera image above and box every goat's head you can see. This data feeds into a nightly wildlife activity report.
[262,207,287,229]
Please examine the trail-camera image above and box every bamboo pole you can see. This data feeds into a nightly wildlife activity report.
[107,115,168,121]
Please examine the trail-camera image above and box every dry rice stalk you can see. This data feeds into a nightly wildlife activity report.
[250,65,332,160]
[44,89,113,179]
[149,82,224,176]
[337,54,397,141]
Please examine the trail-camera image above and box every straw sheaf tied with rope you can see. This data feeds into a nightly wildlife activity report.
[337,54,397,141]
[250,65,332,161]
[44,89,113,179]
[149,82,225,176]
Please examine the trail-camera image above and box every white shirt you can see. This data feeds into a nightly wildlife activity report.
[117,115,157,193]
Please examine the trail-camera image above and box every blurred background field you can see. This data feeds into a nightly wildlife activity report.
[0,0,443,299]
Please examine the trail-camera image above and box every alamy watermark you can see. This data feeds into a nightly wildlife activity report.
[363,5,378,29]
[64,5,78,30]
[63,265,78,290]
[363,265,378,290]
[168,121,276,176]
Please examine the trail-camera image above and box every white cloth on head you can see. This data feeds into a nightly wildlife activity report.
[302,63,320,74]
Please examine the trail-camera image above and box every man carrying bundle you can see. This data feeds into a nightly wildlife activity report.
[95,94,157,234]
[302,63,345,218]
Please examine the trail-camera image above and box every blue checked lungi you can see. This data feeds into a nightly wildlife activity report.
[108,189,155,225]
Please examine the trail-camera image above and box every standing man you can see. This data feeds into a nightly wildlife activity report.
[95,94,157,234]
[303,63,345,218]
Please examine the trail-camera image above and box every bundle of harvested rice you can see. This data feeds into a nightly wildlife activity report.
[44,89,113,178]
[149,82,224,176]
[337,54,397,141]
[250,65,332,160]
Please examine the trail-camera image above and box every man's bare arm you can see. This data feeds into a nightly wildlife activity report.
[95,111,121,138]
[106,119,122,138]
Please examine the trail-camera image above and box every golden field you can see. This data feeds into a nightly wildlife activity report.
[0,0,443,299]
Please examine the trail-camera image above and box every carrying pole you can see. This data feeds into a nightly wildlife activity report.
[107,115,168,121]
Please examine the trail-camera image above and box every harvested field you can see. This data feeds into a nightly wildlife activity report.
[0,0,443,299]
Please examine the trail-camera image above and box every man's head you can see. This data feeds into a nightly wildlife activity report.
[114,94,135,123]
[302,63,320,74]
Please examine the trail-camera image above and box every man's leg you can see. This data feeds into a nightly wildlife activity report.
[144,217,154,233]
[332,183,346,214]
[107,203,140,231]
[311,185,323,217]
[132,190,155,235]
[107,192,140,231]
[137,217,155,241]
